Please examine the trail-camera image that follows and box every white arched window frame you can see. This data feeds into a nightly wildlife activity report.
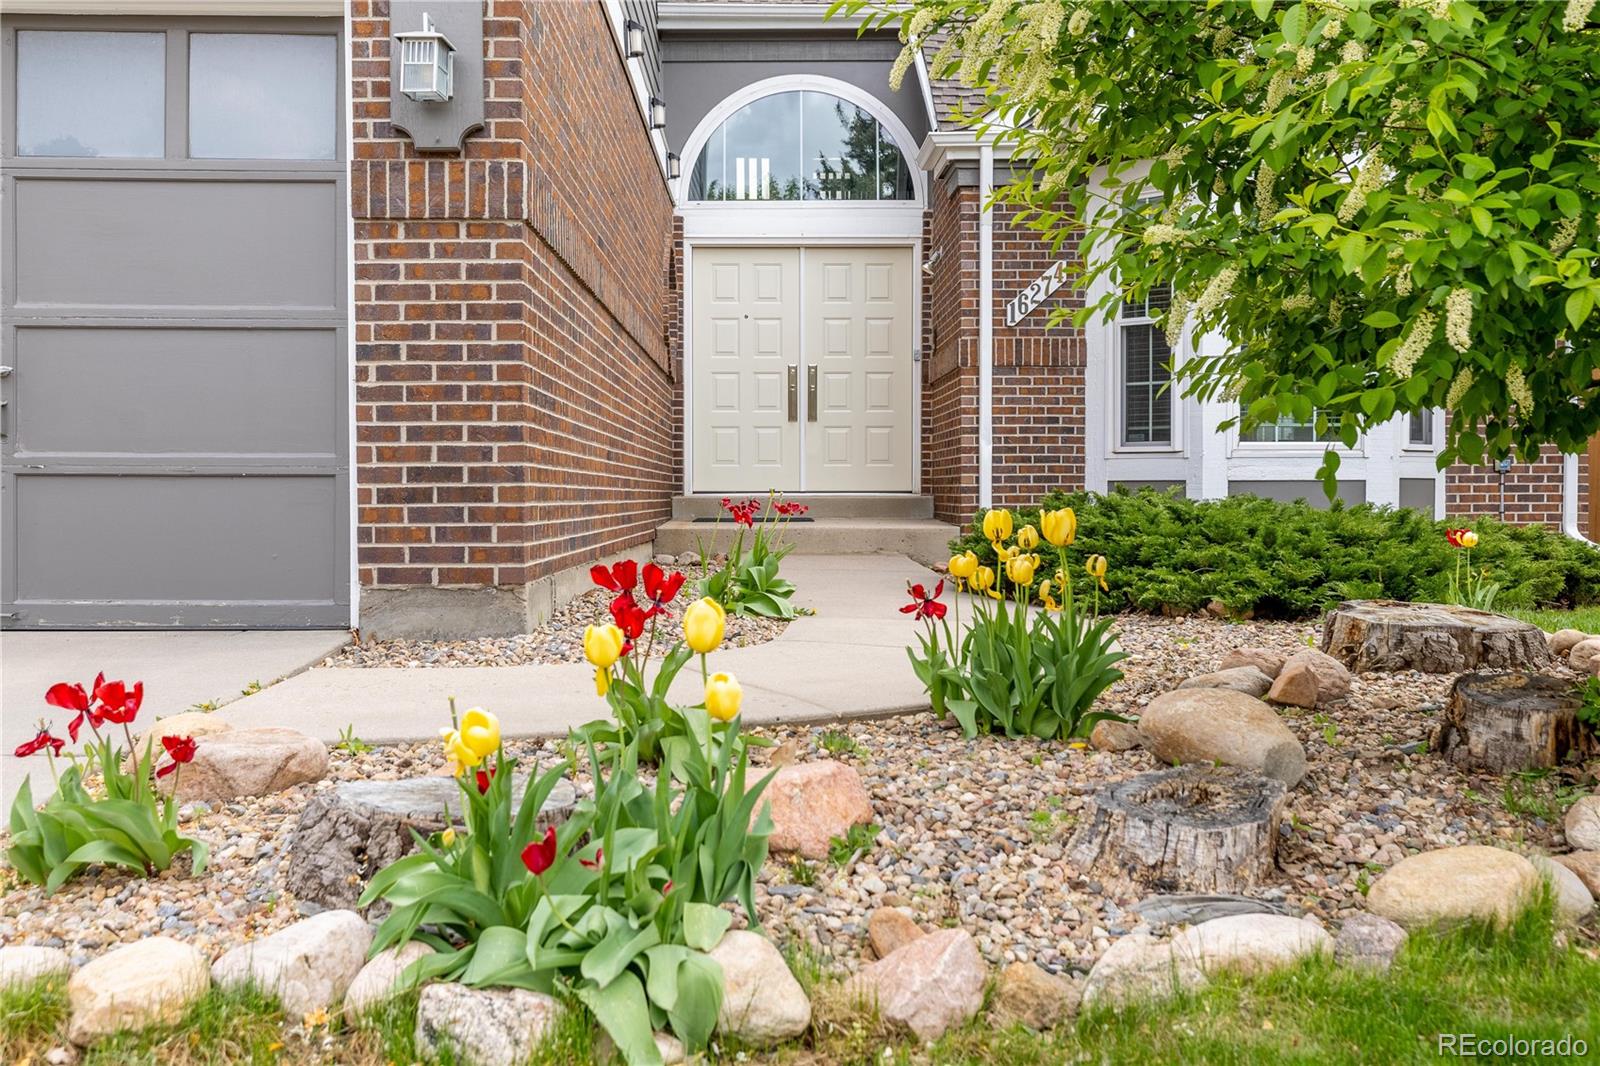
[676,75,928,210]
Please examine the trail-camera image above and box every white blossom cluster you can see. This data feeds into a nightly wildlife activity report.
[1282,292,1315,312]
[1445,288,1473,353]
[1548,216,1581,257]
[1446,367,1474,410]
[1068,4,1092,35]
[1337,152,1385,222]
[1195,266,1240,319]
[1266,69,1294,110]
[1393,261,1414,297]
[1255,163,1278,219]
[1564,0,1597,33]
[1165,289,1193,338]
[1507,365,1533,413]
[1391,310,1437,378]
[1142,223,1189,246]
[1401,0,1452,20]
[1340,40,1367,64]
[1296,45,1316,73]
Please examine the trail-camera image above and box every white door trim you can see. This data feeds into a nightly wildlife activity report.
[683,237,923,495]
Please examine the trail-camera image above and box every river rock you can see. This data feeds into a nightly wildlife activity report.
[848,928,985,1043]
[415,983,562,1066]
[343,942,435,1019]
[1553,851,1600,896]
[1172,914,1331,976]
[1548,628,1590,656]
[1178,667,1274,698]
[1138,688,1307,787]
[1219,647,1287,679]
[1566,796,1600,850]
[992,961,1079,1031]
[760,760,873,860]
[211,909,370,1015]
[1333,913,1407,972]
[1530,855,1595,923]
[1268,649,1351,706]
[1570,638,1600,673]
[170,727,328,802]
[0,945,71,990]
[1265,660,1320,708]
[709,930,811,1045]
[1090,719,1144,752]
[67,937,209,1045]
[1366,846,1538,929]
[1081,932,1206,1007]
[867,907,924,959]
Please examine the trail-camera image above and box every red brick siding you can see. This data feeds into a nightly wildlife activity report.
[923,180,979,524]
[1444,444,1581,529]
[352,1,674,600]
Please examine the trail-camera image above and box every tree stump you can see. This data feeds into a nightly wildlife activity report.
[1320,600,1550,674]
[1066,766,1287,893]
[1433,672,1596,773]
[283,774,577,910]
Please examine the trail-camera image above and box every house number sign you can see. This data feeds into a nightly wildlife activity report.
[1004,260,1070,327]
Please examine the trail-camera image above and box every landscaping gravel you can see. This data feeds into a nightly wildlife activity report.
[3,614,1592,982]
[322,563,790,668]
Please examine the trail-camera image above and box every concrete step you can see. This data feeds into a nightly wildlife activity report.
[654,516,959,567]
[670,494,935,521]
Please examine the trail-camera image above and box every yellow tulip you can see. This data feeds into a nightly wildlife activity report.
[705,671,742,721]
[595,667,610,697]
[948,551,979,582]
[1007,552,1040,587]
[1017,524,1040,550]
[1039,579,1061,612]
[982,508,1014,545]
[1086,554,1109,592]
[1041,507,1077,547]
[683,597,727,654]
[441,827,457,848]
[459,707,500,760]
[584,623,625,669]
[1460,530,1479,548]
[440,728,481,771]
[971,565,995,591]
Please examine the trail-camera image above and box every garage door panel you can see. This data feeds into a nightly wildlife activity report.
[14,475,338,604]
[12,327,341,457]
[13,177,340,311]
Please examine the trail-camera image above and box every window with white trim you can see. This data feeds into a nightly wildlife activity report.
[1407,408,1435,447]
[1118,284,1174,447]
[1239,410,1341,444]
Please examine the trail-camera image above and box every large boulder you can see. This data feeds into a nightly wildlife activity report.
[415,983,563,1066]
[760,760,873,860]
[1553,851,1600,897]
[67,937,209,1045]
[1333,913,1408,972]
[0,945,71,990]
[848,928,986,1043]
[1171,914,1331,976]
[1570,638,1600,674]
[1138,688,1307,787]
[708,930,811,1046]
[1566,796,1600,851]
[1177,667,1274,698]
[171,727,328,802]
[1366,846,1539,929]
[1530,855,1595,923]
[342,942,435,1019]
[1081,933,1206,1008]
[123,711,233,773]
[1219,647,1287,679]
[992,961,1079,1031]
[211,909,371,1015]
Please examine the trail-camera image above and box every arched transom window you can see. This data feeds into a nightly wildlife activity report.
[688,90,915,202]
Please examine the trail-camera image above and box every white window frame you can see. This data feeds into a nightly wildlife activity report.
[1403,407,1439,451]
[1112,286,1182,452]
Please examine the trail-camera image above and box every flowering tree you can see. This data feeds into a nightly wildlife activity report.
[851,0,1600,490]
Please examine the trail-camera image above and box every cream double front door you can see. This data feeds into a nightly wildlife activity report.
[691,246,914,493]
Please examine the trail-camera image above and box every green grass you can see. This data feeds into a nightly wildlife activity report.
[1504,605,1600,633]
[8,902,1598,1065]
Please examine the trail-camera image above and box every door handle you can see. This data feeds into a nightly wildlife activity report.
[807,365,818,422]
[787,365,798,422]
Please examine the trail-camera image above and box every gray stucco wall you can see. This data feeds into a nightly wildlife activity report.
[661,32,930,159]
[1229,480,1368,508]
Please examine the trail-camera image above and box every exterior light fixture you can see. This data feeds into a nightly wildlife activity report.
[649,96,667,130]
[395,12,454,103]
[667,152,681,180]
[624,19,645,59]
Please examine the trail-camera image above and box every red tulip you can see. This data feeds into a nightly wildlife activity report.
[14,727,65,758]
[579,847,603,870]
[642,563,685,608]
[94,679,143,725]
[609,592,651,641]
[1445,528,1466,548]
[590,560,639,593]
[521,826,557,875]
[662,879,673,895]
[48,674,104,741]
[900,580,948,621]
[474,766,496,794]
[155,734,197,778]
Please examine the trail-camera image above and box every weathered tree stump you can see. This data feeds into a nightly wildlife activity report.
[1066,766,1287,893]
[284,774,577,910]
[1433,671,1597,773]
[1320,600,1550,674]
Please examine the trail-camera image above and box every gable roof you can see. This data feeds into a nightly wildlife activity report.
[921,32,990,130]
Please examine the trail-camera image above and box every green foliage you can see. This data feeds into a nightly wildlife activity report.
[696,496,801,619]
[850,0,1600,492]
[828,822,881,867]
[576,644,745,770]
[951,488,1600,619]
[360,733,775,1066]
[334,723,373,754]
[1577,675,1600,732]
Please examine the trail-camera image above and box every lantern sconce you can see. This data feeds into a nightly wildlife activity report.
[624,19,646,59]
[649,96,667,131]
[667,152,681,181]
[395,12,455,103]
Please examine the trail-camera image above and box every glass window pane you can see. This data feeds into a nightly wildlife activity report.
[1121,323,1172,446]
[802,91,879,201]
[1408,409,1434,446]
[190,34,336,160]
[16,31,165,158]
[694,92,802,201]
[1241,410,1339,443]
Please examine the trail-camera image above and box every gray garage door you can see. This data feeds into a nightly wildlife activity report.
[1,16,349,628]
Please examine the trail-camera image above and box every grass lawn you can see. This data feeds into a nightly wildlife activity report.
[1504,605,1600,634]
[6,902,1597,1065]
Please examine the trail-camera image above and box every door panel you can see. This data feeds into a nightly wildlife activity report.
[692,248,801,492]
[802,247,914,491]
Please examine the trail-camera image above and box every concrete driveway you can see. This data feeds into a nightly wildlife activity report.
[2,629,348,808]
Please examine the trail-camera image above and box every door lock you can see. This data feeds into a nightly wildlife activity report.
[786,365,798,422]
[806,365,818,422]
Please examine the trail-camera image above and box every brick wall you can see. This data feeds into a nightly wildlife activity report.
[1444,445,1585,530]
[352,0,675,635]
[923,180,979,524]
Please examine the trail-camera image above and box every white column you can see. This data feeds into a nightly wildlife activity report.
[978,144,995,508]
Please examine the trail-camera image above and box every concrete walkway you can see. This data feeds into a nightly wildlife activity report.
[2,629,350,808]
[216,554,945,744]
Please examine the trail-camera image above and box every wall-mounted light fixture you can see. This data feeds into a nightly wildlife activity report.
[624,19,645,59]
[395,12,454,103]
[649,96,667,130]
[667,152,681,181]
